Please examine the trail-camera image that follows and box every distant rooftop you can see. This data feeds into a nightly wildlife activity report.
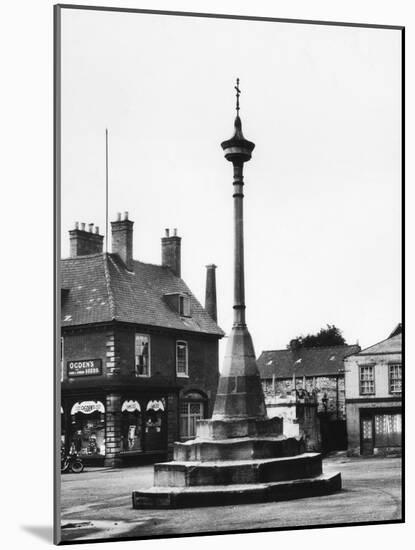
[257,344,361,378]
[347,333,402,357]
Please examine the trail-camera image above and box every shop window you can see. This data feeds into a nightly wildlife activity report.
[180,399,204,440]
[135,334,150,376]
[359,365,375,395]
[374,413,402,447]
[389,364,402,394]
[176,341,188,377]
[121,400,142,452]
[70,401,106,456]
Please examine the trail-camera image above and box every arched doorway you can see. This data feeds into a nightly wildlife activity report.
[180,391,207,440]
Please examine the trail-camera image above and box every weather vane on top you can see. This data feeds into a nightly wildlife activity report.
[235,78,241,115]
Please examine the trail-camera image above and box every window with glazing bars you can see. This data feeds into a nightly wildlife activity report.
[180,401,203,439]
[176,341,188,376]
[389,364,402,394]
[135,334,150,376]
[359,365,375,395]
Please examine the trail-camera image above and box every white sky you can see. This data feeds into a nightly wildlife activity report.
[60,8,402,358]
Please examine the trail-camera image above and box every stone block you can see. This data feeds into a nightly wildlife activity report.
[154,453,322,487]
[196,417,283,440]
[132,471,342,509]
[173,436,304,462]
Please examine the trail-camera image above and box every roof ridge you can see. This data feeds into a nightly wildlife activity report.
[261,344,357,354]
[131,258,173,270]
[102,253,116,319]
[61,252,104,261]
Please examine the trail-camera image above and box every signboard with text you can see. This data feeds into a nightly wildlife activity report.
[67,359,102,378]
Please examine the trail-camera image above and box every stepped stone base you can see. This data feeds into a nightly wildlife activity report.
[174,435,304,462]
[132,472,341,509]
[132,416,341,509]
[155,453,322,487]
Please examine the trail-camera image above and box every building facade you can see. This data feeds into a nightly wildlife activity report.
[345,328,402,456]
[257,345,360,452]
[61,214,224,466]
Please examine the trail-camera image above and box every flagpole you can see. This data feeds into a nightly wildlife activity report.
[105,128,109,253]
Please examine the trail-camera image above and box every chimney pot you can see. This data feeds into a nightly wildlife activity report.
[95,226,99,234]
[161,230,181,277]
[69,221,103,257]
[111,214,134,270]
[173,228,177,237]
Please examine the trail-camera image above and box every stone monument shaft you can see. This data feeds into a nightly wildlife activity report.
[132,81,342,509]
[212,80,267,421]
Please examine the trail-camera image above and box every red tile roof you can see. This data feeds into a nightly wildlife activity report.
[257,344,361,378]
[61,253,224,336]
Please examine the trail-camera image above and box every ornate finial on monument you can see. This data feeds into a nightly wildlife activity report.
[234,77,241,115]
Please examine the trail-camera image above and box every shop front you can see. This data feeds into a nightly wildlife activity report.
[360,407,402,456]
[120,398,167,457]
[62,393,169,465]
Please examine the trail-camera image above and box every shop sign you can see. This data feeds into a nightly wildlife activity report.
[146,399,165,411]
[71,400,105,415]
[122,400,141,413]
[67,359,102,377]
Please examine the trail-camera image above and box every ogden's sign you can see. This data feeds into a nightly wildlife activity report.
[67,359,102,377]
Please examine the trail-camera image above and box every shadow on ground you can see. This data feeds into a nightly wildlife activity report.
[21,525,53,543]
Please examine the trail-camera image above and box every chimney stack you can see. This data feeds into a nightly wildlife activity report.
[161,228,181,277]
[69,222,104,257]
[111,211,134,270]
[205,264,218,322]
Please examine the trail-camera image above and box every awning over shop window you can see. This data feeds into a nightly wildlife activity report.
[146,399,165,412]
[71,400,105,415]
[122,400,141,413]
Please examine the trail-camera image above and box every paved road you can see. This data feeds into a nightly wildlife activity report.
[60,456,402,542]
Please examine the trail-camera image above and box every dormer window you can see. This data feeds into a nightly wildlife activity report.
[164,293,191,317]
[179,295,191,316]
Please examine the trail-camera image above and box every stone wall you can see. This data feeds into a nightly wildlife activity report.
[262,374,344,420]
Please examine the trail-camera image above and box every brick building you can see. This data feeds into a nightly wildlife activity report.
[61,214,224,466]
[257,344,360,452]
[344,327,402,456]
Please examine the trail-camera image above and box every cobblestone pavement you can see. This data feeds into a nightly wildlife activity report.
[60,456,402,542]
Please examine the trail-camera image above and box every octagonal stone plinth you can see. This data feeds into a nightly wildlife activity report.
[132,472,342,509]
[196,416,283,440]
[154,453,322,487]
[173,435,304,462]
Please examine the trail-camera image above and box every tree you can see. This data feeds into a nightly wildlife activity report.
[288,325,346,351]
